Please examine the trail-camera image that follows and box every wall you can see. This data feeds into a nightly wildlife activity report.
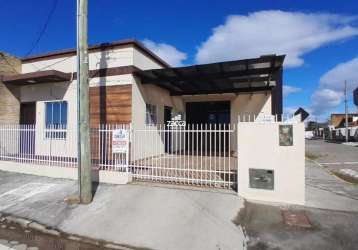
[17,43,165,157]
[181,92,271,124]
[22,45,164,73]
[0,161,132,184]
[22,45,135,73]
[131,77,185,160]
[182,92,272,152]
[237,122,305,205]
[0,53,22,124]
[19,81,78,157]
[133,48,164,70]
[89,84,132,126]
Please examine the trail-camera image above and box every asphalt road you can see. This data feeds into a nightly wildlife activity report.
[306,139,358,165]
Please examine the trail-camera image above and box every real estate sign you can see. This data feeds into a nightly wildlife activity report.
[112,129,129,153]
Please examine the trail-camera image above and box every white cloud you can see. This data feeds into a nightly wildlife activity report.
[142,39,187,66]
[195,11,358,67]
[311,88,344,115]
[310,57,358,116]
[283,85,301,97]
[320,57,358,92]
[283,106,298,115]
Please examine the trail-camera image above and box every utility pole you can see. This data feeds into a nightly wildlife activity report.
[77,0,92,203]
[344,80,349,143]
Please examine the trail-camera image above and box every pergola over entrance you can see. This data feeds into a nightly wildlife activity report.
[135,54,285,96]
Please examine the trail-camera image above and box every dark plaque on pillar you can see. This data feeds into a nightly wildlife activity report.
[279,124,293,146]
[354,87,358,106]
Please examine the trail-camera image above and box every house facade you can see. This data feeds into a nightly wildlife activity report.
[0,39,283,129]
[0,39,297,194]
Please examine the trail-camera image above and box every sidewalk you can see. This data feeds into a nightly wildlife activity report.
[305,160,358,212]
[0,170,246,250]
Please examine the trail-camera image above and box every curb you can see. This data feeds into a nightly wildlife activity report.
[307,158,354,185]
[0,212,134,250]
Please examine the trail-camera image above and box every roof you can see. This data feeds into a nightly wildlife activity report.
[1,70,72,85]
[1,66,140,85]
[331,113,358,116]
[135,55,285,96]
[21,39,169,68]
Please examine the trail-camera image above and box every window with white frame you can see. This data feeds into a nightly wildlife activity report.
[146,103,157,125]
[45,101,68,139]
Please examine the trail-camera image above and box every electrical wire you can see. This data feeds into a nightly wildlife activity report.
[24,0,59,57]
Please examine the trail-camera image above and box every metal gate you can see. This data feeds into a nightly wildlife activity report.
[129,124,237,189]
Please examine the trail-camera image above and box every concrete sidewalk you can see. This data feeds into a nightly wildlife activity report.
[305,160,358,212]
[0,170,246,250]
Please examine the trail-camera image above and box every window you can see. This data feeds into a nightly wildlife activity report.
[45,101,68,139]
[146,104,157,125]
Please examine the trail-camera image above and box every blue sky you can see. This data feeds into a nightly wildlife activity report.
[1,0,358,121]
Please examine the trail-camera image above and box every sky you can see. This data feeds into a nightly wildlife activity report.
[1,0,358,121]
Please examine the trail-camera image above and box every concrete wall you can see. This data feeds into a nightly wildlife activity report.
[0,161,132,184]
[237,122,305,205]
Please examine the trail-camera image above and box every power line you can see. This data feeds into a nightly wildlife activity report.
[24,0,59,57]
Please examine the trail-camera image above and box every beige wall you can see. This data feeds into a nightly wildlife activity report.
[237,122,305,205]
[182,92,272,151]
[22,45,134,73]
[131,78,273,159]
[19,81,78,157]
[133,48,164,70]
[182,92,272,124]
[22,45,164,73]
[131,78,185,159]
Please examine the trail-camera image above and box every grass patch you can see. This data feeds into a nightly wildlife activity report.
[331,171,358,185]
[305,152,320,160]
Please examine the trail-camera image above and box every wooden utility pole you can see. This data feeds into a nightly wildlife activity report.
[77,0,92,203]
[344,80,349,143]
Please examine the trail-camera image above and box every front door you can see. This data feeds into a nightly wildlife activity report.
[20,102,36,155]
[186,101,230,154]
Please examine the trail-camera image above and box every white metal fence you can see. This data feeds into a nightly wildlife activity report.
[0,123,238,189]
[324,126,358,142]
[0,124,129,172]
[130,124,237,189]
[238,113,299,123]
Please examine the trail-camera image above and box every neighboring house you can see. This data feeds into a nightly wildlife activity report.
[0,39,284,129]
[330,113,358,128]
